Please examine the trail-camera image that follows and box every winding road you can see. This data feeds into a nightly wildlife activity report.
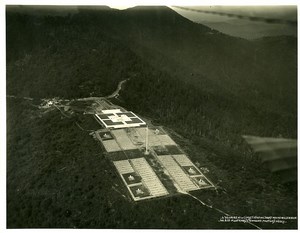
[7,78,130,105]
[76,78,130,101]
[105,78,130,99]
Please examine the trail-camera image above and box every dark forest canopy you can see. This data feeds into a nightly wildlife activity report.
[6,6,297,138]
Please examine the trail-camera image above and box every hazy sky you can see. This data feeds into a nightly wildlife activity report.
[7,5,297,22]
[7,5,297,39]
[168,6,297,39]
[170,5,297,22]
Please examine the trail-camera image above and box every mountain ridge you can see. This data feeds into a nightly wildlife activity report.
[6,6,297,116]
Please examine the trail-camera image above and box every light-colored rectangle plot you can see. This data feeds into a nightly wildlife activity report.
[102,140,122,152]
[135,127,147,140]
[127,128,145,146]
[157,135,177,146]
[135,127,160,139]
[148,135,163,147]
[171,155,214,188]
[114,159,168,201]
[114,160,134,174]
[172,154,194,166]
[158,155,199,192]
[111,129,137,150]
[131,158,169,197]
[114,160,151,201]
[135,127,164,147]
[192,176,214,189]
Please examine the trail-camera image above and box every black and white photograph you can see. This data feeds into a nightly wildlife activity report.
[2,0,298,230]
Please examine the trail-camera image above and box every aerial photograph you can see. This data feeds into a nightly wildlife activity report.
[5,2,297,230]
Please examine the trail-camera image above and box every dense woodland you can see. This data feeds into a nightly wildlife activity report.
[6,6,297,229]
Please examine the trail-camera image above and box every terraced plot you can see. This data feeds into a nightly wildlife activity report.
[134,127,177,147]
[172,154,194,166]
[111,129,137,150]
[158,155,199,192]
[131,158,169,197]
[114,160,135,174]
[102,140,122,152]
[113,158,169,201]
[157,135,176,146]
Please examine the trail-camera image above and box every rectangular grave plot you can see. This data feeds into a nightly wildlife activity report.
[114,160,134,174]
[112,129,137,150]
[158,155,199,192]
[157,135,177,146]
[130,185,151,198]
[131,158,169,197]
[98,131,114,141]
[102,140,122,152]
[172,154,194,166]
[122,172,142,185]
[149,127,167,135]
[192,176,213,188]
[182,165,201,176]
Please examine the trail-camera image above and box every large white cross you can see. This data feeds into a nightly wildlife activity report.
[108,114,132,123]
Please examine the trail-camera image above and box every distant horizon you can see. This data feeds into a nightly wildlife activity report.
[6,5,297,39]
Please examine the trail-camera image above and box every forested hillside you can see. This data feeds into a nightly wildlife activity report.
[6,5,297,229]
